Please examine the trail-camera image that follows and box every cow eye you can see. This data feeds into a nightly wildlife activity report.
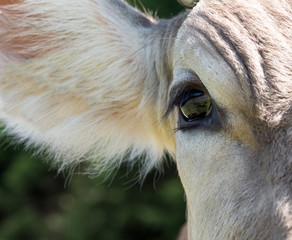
[179,91,212,122]
[165,81,219,131]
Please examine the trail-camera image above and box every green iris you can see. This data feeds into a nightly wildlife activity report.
[179,92,212,121]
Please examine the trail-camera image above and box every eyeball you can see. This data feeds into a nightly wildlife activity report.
[179,91,212,122]
[177,0,200,9]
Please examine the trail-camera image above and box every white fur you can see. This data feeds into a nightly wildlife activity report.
[0,0,175,174]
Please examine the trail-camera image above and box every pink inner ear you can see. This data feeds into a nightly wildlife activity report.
[0,2,60,61]
[2,30,59,60]
[0,0,23,5]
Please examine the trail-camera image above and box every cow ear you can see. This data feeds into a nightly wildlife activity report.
[0,0,181,175]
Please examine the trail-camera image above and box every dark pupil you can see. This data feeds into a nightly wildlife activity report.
[180,92,212,121]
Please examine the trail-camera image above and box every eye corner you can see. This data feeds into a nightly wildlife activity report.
[163,103,175,121]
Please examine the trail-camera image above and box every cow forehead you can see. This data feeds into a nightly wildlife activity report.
[172,11,253,115]
[173,34,250,114]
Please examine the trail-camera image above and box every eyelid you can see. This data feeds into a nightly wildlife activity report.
[164,73,205,119]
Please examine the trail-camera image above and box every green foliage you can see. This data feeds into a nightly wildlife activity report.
[0,144,185,240]
[0,1,186,240]
[126,0,184,18]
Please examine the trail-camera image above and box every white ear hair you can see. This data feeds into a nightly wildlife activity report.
[0,0,185,175]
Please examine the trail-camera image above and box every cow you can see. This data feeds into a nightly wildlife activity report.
[0,0,291,239]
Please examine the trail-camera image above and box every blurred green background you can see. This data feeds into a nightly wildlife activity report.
[0,1,186,240]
